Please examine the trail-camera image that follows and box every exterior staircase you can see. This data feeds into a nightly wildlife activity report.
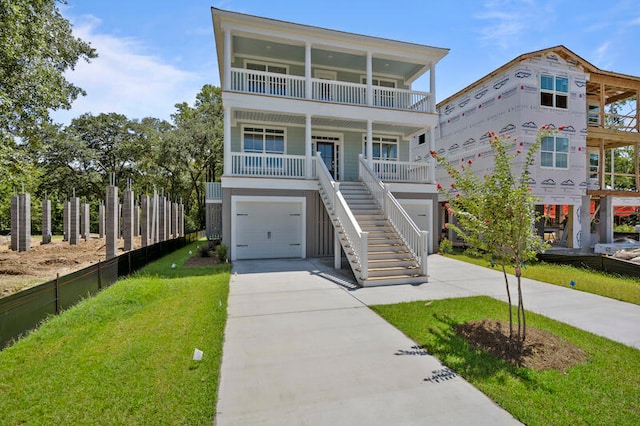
[320,181,427,286]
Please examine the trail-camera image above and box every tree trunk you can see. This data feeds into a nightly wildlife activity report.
[518,275,526,341]
[501,262,513,338]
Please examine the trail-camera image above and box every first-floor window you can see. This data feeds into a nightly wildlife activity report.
[243,127,285,154]
[541,135,569,168]
[363,135,398,160]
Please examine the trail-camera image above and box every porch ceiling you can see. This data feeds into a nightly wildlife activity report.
[233,110,423,138]
[586,81,639,105]
[234,35,424,80]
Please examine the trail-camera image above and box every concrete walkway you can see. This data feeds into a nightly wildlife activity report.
[215,255,640,425]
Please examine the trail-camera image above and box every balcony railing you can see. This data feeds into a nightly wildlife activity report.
[231,68,305,99]
[230,68,432,113]
[230,152,308,178]
[372,160,431,183]
[206,182,222,202]
[588,112,638,132]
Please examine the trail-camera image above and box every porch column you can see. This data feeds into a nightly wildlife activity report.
[598,139,605,189]
[580,195,592,253]
[428,127,436,183]
[334,228,341,269]
[305,42,312,100]
[305,114,312,178]
[366,52,373,106]
[429,64,436,113]
[599,196,614,244]
[366,120,373,168]
[223,30,231,91]
[223,106,231,175]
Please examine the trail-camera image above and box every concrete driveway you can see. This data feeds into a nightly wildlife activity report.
[215,258,520,425]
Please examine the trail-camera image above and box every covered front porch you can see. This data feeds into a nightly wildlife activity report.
[219,107,437,186]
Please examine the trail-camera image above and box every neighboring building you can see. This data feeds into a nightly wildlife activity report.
[415,46,640,250]
[207,8,448,285]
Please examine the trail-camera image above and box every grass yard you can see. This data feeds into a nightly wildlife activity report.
[0,241,230,425]
[372,296,640,425]
[446,252,640,305]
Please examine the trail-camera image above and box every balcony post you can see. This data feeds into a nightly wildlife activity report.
[305,114,312,178]
[305,42,312,100]
[366,52,373,106]
[366,120,373,168]
[223,106,231,175]
[223,30,231,91]
[429,64,436,113]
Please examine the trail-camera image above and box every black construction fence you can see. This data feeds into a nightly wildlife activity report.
[537,253,640,278]
[0,231,203,350]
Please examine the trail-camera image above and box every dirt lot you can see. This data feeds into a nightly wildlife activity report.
[0,235,140,298]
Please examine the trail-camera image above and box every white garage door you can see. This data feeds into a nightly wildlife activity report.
[234,200,304,260]
[398,200,433,254]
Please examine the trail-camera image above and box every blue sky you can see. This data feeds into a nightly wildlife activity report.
[52,0,640,125]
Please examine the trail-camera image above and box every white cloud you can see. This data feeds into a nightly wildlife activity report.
[593,42,614,70]
[51,15,206,125]
[474,0,547,49]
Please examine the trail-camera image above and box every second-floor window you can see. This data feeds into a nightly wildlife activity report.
[541,135,569,169]
[540,74,568,109]
[243,127,285,154]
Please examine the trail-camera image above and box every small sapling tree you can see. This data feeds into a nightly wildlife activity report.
[432,128,555,342]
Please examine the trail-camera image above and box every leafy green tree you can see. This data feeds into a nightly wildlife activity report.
[161,85,223,228]
[432,129,550,342]
[63,113,149,199]
[0,0,97,140]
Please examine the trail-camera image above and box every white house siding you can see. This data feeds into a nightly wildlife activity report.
[428,53,590,248]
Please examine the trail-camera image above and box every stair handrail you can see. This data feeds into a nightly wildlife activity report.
[317,152,368,279]
[358,154,428,276]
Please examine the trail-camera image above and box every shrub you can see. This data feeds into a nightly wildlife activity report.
[216,244,228,263]
[197,245,212,257]
[439,238,453,254]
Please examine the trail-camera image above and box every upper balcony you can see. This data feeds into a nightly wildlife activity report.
[229,68,432,113]
[212,7,448,115]
[585,73,640,150]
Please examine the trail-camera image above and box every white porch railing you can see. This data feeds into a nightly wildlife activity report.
[231,68,305,99]
[311,78,366,105]
[230,152,307,178]
[359,154,428,276]
[206,182,222,202]
[372,160,431,183]
[317,152,368,279]
[373,87,431,112]
[229,67,432,113]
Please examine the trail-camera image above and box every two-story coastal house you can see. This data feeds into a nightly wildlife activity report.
[415,46,640,251]
[207,8,448,285]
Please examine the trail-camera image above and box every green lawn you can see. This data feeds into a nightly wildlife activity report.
[0,241,230,425]
[372,296,640,426]
[446,252,640,305]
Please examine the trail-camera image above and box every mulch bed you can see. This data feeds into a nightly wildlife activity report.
[455,319,588,372]
[183,254,224,267]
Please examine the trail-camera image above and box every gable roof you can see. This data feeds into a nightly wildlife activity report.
[437,45,640,109]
